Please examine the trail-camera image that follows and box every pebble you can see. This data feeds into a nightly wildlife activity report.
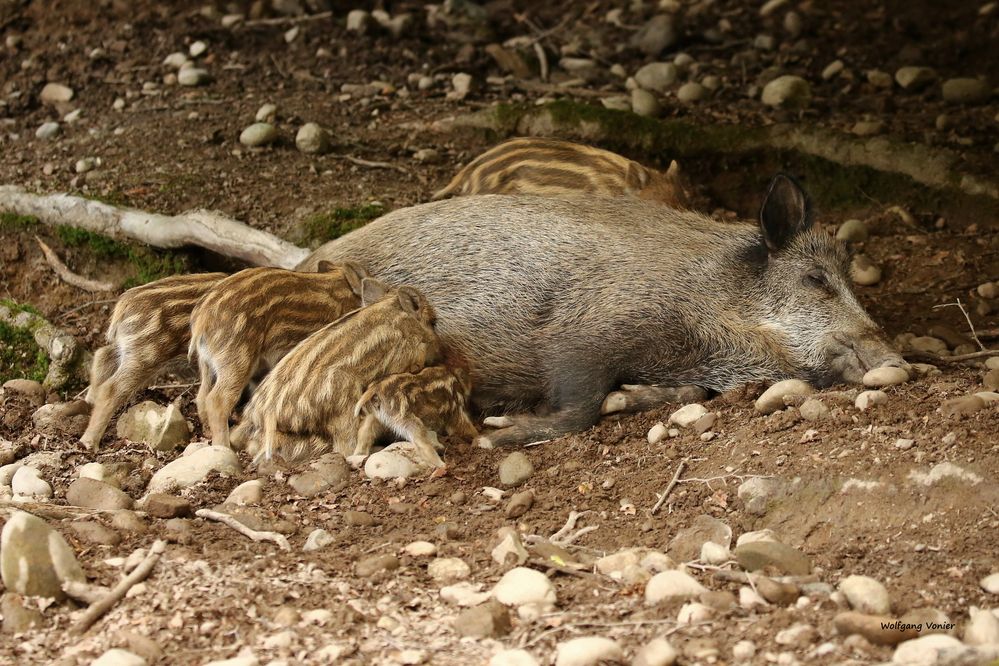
[489,650,539,666]
[67,478,133,510]
[450,73,473,99]
[177,68,210,86]
[668,515,732,560]
[147,445,241,493]
[404,540,437,557]
[143,493,192,518]
[783,11,803,36]
[116,401,190,451]
[441,582,491,607]
[11,466,52,499]
[755,380,813,414]
[910,335,948,355]
[895,66,936,91]
[631,89,662,118]
[365,442,429,480]
[493,567,556,609]
[862,366,909,388]
[850,254,882,285]
[1,592,44,633]
[92,649,146,666]
[677,82,708,103]
[891,634,964,664]
[964,607,999,645]
[756,576,798,605]
[295,123,331,154]
[837,219,869,242]
[677,601,713,624]
[940,395,985,417]
[631,14,677,55]
[645,570,707,604]
[633,638,678,666]
[821,60,844,81]
[505,489,534,519]
[163,52,189,69]
[453,600,511,639]
[942,78,991,105]
[36,122,60,140]
[908,461,982,486]
[834,611,918,645]
[346,9,370,33]
[413,148,440,163]
[239,123,277,147]
[647,422,668,444]
[2,379,45,404]
[700,541,731,565]
[852,119,884,135]
[303,529,334,552]
[255,103,277,122]
[634,63,677,92]
[734,541,811,575]
[732,640,756,661]
[761,76,811,109]
[668,403,708,427]
[799,398,829,421]
[343,510,376,527]
[40,82,74,104]
[981,573,999,594]
[978,281,999,299]
[737,529,779,547]
[498,452,534,487]
[70,520,121,547]
[429,557,471,583]
[775,623,816,647]
[867,69,893,88]
[839,575,891,614]
[601,96,631,112]
[225,479,262,506]
[855,389,889,410]
[189,40,207,57]
[32,401,89,436]
[554,637,623,666]
[740,586,767,609]
[0,511,85,599]
[355,554,399,577]
[701,76,721,91]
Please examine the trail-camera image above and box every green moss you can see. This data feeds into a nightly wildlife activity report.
[55,225,131,259]
[0,312,49,384]
[121,248,191,288]
[296,203,386,247]
[0,298,43,317]
[0,212,40,232]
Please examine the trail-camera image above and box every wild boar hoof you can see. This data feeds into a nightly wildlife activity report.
[483,416,515,428]
[601,392,628,414]
[474,435,495,449]
[346,454,368,469]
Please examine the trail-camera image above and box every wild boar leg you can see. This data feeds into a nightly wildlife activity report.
[85,345,118,404]
[194,355,214,435]
[203,359,255,449]
[81,351,152,449]
[352,413,387,458]
[446,410,479,441]
[600,384,708,415]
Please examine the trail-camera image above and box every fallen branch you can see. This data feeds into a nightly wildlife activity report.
[651,458,688,515]
[0,302,86,390]
[0,501,143,520]
[34,236,115,292]
[549,510,598,546]
[932,299,986,351]
[904,349,999,364]
[195,508,291,550]
[1,185,307,268]
[63,580,112,605]
[244,10,333,27]
[71,540,166,634]
[329,154,410,174]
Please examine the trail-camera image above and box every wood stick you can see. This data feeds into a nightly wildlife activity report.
[35,236,115,292]
[651,458,688,515]
[329,154,410,174]
[63,580,112,605]
[195,509,291,550]
[71,540,166,634]
[905,349,999,364]
[243,11,332,27]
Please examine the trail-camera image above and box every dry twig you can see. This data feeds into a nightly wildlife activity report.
[905,349,999,364]
[330,154,410,174]
[244,10,332,27]
[651,458,688,515]
[63,580,112,605]
[35,236,115,292]
[71,540,166,634]
[549,510,597,546]
[195,509,291,550]
[933,299,986,351]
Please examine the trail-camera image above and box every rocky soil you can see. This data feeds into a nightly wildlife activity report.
[1,1,998,665]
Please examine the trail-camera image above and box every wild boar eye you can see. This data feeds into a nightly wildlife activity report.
[805,269,832,292]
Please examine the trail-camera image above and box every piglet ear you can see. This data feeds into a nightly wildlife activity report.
[396,286,423,316]
[759,173,812,252]
[316,260,335,273]
[360,277,389,306]
[666,160,680,178]
[342,261,369,296]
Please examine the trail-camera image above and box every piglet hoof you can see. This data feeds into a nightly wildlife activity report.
[474,435,494,450]
[429,464,449,479]
[346,454,368,469]
[601,392,628,415]
[483,415,514,428]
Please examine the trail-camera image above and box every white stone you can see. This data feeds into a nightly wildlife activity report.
[303,529,333,552]
[700,541,731,565]
[677,602,712,625]
[668,403,708,427]
[177,67,210,86]
[0,463,23,487]
[755,379,813,414]
[964,607,999,645]
[147,445,241,493]
[11,466,52,499]
[982,573,999,594]
[737,529,779,546]
[554,637,623,666]
[645,570,707,605]
[908,462,982,486]
[839,575,891,614]
[404,540,437,557]
[255,103,277,122]
[0,511,85,599]
[92,649,147,666]
[295,122,331,154]
[346,9,370,33]
[364,441,430,480]
[225,479,262,505]
[239,122,277,147]
[740,586,768,609]
[855,390,889,410]
[163,52,189,68]
[634,62,677,92]
[633,638,677,666]
[647,422,668,444]
[440,582,491,607]
[761,76,811,108]
[36,122,60,139]
[428,557,470,583]
[493,567,556,609]
[862,366,909,387]
[40,82,74,104]
[189,40,207,57]
[202,655,259,666]
[732,640,756,661]
[891,634,964,665]
[489,650,539,666]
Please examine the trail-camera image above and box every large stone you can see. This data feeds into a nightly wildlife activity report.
[891,634,964,664]
[667,515,732,561]
[143,493,192,518]
[40,83,74,104]
[116,401,190,451]
[554,637,623,666]
[146,445,241,493]
[498,452,534,487]
[839,575,891,614]
[1,593,44,633]
[66,477,133,510]
[633,638,678,666]
[289,453,349,496]
[239,123,277,147]
[364,441,431,480]
[761,76,811,109]
[755,379,813,414]
[734,541,811,575]
[295,123,331,154]
[453,600,511,638]
[2,379,45,404]
[0,511,85,599]
[493,567,556,609]
[645,570,707,605]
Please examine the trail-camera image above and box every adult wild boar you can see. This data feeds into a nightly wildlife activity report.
[301,175,904,447]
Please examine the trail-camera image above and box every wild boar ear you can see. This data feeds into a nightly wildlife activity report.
[396,286,423,316]
[666,160,680,178]
[759,173,812,252]
[316,260,335,273]
[360,278,389,306]
[342,261,369,296]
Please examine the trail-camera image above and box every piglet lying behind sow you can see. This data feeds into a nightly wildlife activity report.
[301,175,905,448]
